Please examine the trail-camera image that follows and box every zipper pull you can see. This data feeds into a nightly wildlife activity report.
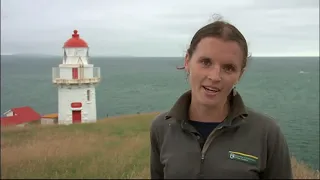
[201,154,205,163]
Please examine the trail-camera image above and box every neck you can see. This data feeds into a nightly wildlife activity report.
[189,97,230,123]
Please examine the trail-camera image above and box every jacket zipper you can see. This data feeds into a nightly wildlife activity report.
[185,121,227,178]
[188,131,204,179]
[201,153,205,166]
[199,126,224,178]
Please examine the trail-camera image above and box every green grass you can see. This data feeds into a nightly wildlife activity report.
[1,112,319,179]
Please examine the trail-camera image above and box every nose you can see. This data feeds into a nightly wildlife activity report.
[207,65,222,82]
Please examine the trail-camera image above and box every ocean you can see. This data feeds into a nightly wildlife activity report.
[1,55,319,170]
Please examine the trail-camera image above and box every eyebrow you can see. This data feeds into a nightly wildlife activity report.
[198,56,212,60]
[198,56,239,67]
[199,56,234,63]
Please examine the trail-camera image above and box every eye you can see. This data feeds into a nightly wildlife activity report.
[223,64,236,73]
[200,58,212,67]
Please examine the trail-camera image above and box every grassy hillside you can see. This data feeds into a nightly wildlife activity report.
[1,112,319,179]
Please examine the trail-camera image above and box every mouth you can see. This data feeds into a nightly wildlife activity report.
[202,86,221,95]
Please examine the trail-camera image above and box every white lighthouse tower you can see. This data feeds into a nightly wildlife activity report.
[52,30,101,125]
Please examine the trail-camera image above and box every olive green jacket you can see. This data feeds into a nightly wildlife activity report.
[150,90,293,179]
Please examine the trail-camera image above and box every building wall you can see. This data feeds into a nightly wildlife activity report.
[4,111,13,117]
[16,123,27,127]
[58,85,97,125]
[41,118,56,125]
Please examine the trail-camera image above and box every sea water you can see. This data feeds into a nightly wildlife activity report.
[1,55,319,170]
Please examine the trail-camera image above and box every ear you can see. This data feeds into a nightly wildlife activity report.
[184,53,190,73]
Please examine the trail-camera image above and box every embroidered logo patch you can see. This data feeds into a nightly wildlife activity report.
[228,151,258,165]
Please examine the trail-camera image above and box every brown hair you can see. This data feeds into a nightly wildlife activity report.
[179,15,250,70]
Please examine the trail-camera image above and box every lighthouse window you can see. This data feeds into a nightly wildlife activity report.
[87,90,91,101]
[63,50,67,63]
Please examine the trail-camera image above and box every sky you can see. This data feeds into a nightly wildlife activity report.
[1,0,319,57]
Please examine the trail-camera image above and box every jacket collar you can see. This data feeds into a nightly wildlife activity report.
[165,89,248,127]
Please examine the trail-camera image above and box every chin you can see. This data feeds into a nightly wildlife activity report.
[200,98,220,107]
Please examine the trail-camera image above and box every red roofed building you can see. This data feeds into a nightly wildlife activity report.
[1,106,41,127]
[63,30,88,48]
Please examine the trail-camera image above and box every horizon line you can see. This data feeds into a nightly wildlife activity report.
[1,53,319,58]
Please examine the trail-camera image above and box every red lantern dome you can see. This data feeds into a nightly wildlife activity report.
[63,30,88,48]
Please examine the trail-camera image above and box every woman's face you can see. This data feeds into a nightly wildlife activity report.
[184,37,245,107]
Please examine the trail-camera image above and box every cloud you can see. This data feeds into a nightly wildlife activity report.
[1,0,319,56]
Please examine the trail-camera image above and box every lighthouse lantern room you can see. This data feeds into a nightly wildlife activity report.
[52,30,101,125]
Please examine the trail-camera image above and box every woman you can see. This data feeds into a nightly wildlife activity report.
[149,18,293,179]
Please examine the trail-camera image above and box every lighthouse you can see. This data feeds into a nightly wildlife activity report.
[52,30,101,125]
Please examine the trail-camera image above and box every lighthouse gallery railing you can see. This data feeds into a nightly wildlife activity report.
[52,67,101,84]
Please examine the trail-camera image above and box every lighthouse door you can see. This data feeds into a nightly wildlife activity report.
[72,68,78,79]
[72,110,82,123]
